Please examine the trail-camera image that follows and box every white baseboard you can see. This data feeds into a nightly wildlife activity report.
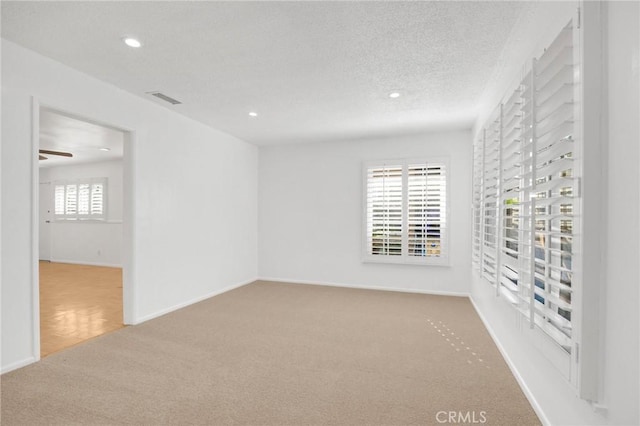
[47,258,122,268]
[469,296,550,426]
[1,356,38,375]
[133,277,257,324]
[258,277,469,297]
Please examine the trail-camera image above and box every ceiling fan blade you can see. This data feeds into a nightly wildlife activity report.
[39,155,48,160]
[39,149,73,158]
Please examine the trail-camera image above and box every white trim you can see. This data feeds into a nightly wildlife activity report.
[0,57,2,374]
[31,98,42,364]
[50,220,123,225]
[361,256,450,267]
[47,259,122,269]
[574,0,604,401]
[122,130,136,325]
[132,278,257,324]
[1,356,39,375]
[258,277,469,298]
[469,296,550,426]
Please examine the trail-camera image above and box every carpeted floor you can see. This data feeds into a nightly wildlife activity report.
[1,281,540,425]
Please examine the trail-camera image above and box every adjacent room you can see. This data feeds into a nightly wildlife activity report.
[1,1,638,426]
[38,108,126,356]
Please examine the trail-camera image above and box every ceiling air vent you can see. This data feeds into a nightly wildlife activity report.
[147,91,182,105]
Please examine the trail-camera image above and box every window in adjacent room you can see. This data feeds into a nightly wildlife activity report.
[54,177,107,221]
[363,159,448,265]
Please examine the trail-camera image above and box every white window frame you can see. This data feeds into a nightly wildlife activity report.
[53,177,108,221]
[362,157,449,266]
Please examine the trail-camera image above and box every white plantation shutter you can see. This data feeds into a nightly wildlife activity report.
[500,85,525,305]
[364,159,448,265]
[54,184,65,215]
[366,165,403,257]
[91,182,105,216]
[407,164,446,258]
[482,113,500,284]
[471,19,579,371]
[78,183,90,216]
[529,22,576,352]
[472,134,484,269]
[65,184,78,216]
[53,178,107,221]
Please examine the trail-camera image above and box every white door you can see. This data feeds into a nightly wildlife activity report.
[39,182,52,261]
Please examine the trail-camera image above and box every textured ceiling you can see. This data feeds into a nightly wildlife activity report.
[2,1,526,146]
[39,109,124,168]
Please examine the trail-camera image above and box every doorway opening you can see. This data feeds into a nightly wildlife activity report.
[37,106,131,357]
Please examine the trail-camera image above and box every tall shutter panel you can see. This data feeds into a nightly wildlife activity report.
[519,67,537,319]
[91,182,105,216]
[408,163,445,258]
[530,22,576,352]
[482,113,501,284]
[65,184,78,216]
[366,165,403,257]
[54,184,65,216]
[77,183,90,216]
[472,134,484,269]
[500,85,524,304]
[407,164,428,257]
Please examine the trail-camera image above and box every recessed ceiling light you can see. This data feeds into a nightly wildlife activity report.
[99,147,111,152]
[248,112,258,117]
[389,92,401,99]
[123,37,142,48]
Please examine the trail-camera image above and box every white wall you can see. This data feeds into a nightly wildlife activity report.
[470,2,639,425]
[1,40,259,372]
[258,130,472,295]
[40,160,124,267]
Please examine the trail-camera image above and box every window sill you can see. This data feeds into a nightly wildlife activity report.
[362,256,450,267]
[51,220,122,224]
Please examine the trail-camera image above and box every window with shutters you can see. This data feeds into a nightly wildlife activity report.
[363,159,448,265]
[471,19,580,381]
[54,177,107,221]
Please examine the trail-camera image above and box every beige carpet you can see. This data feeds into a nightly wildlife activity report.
[1,281,540,425]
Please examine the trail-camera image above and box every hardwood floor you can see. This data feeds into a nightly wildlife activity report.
[39,261,124,357]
